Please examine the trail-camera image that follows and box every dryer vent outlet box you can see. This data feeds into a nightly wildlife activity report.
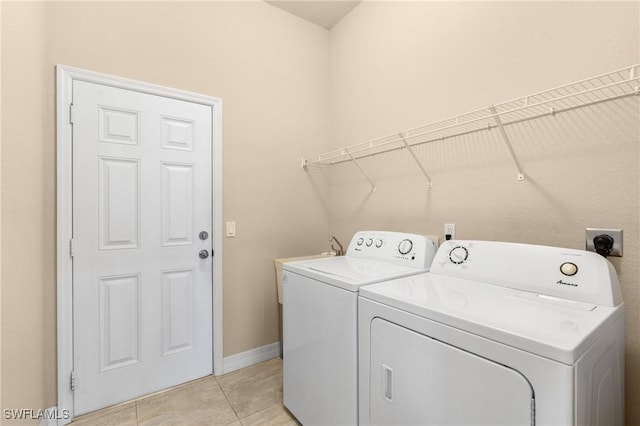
[585,228,622,257]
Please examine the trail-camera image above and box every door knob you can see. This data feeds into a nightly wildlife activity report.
[199,250,209,259]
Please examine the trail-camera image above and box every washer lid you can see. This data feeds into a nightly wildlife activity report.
[283,256,425,292]
[359,273,623,365]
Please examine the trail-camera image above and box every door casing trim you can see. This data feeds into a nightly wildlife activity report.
[56,65,223,423]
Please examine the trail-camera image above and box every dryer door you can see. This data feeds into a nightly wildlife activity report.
[369,318,534,426]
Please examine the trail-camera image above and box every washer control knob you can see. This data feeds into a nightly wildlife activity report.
[560,262,578,276]
[366,238,373,247]
[375,239,383,248]
[398,239,413,255]
[357,237,364,246]
[449,246,469,264]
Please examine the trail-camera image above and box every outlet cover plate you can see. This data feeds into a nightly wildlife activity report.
[585,228,622,257]
[444,224,455,241]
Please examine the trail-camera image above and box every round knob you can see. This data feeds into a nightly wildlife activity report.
[199,250,209,259]
[357,237,364,246]
[449,246,468,264]
[366,238,373,247]
[375,239,383,248]
[560,262,578,276]
[398,239,413,255]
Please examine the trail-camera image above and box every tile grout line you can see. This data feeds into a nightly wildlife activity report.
[215,376,242,423]
[216,359,289,424]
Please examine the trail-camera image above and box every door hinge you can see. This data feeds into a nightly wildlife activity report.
[69,239,75,258]
[69,103,74,124]
[70,371,76,391]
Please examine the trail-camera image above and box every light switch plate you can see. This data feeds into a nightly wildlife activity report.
[226,221,236,237]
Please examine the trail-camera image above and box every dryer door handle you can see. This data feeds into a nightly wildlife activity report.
[382,364,393,402]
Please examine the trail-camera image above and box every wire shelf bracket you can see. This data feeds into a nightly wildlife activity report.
[345,148,376,193]
[400,132,433,188]
[489,106,525,181]
[302,64,640,187]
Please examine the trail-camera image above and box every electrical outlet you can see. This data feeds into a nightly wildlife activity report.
[444,224,455,241]
[585,228,622,257]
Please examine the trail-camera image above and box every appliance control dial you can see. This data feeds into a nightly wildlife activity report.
[449,246,469,264]
[366,238,373,247]
[560,262,578,276]
[375,239,383,248]
[398,239,413,255]
[357,237,364,246]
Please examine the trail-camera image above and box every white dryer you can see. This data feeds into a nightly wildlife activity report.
[283,231,437,426]
[359,240,624,426]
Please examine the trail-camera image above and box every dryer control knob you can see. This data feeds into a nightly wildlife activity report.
[398,239,413,255]
[560,262,578,276]
[449,246,469,264]
[366,238,374,247]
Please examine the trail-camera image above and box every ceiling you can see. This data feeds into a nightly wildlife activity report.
[265,1,362,30]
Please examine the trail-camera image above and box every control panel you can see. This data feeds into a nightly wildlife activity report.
[346,231,437,270]
[430,240,622,307]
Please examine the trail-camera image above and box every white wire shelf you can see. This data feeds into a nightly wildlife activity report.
[302,64,640,189]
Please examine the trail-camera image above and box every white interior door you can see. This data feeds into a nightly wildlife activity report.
[369,318,534,426]
[72,80,213,415]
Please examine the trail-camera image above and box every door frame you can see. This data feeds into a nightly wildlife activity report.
[56,65,223,422]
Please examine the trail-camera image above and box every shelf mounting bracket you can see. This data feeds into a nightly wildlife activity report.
[400,133,432,188]
[489,106,525,181]
[344,148,376,192]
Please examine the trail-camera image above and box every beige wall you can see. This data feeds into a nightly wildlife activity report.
[328,1,640,424]
[1,2,50,420]
[1,0,330,417]
[2,0,640,424]
[0,0,3,415]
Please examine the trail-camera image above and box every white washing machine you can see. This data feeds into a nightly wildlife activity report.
[359,240,624,426]
[283,231,437,426]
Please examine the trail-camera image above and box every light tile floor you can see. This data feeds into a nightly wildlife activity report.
[71,358,299,426]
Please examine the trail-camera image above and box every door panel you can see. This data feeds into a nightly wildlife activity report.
[369,318,533,426]
[99,274,140,371]
[73,80,213,415]
[161,163,194,246]
[98,106,140,145]
[98,157,140,249]
[161,268,196,355]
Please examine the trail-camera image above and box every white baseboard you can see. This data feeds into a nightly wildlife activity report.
[222,341,281,374]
